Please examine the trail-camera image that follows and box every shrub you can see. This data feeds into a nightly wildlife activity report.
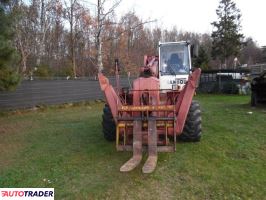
[208,81,239,94]
[222,81,239,94]
[34,65,53,78]
[0,1,20,91]
[0,67,20,91]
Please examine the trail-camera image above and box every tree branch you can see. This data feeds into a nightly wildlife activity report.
[104,19,157,42]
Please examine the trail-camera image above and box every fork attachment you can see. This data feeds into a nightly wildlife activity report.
[142,119,158,173]
[120,121,142,172]
[120,119,158,173]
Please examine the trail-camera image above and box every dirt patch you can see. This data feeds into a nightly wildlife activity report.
[0,120,39,169]
[0,120,37,135]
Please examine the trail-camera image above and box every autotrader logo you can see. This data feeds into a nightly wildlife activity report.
[0,188,54,200]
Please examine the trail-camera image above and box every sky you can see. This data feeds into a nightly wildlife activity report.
[112,0,266,47]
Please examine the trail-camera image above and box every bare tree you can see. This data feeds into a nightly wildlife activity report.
[10,0,223,77]
[35,0,53,66]
[240,38,263,65]
[95,0,122,72]
[64,0,77,77]
[12,2,31,73]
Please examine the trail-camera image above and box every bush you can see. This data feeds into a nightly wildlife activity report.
[0,68,20,91]
[0,1,20,91]
[209,81,239,94]
[222,82,239,94]
[34,65,53,78]
[54,66,74,77]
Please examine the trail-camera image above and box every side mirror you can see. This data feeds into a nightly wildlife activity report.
[191,44,199,58]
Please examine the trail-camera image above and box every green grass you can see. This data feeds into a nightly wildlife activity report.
[0,95,266,199]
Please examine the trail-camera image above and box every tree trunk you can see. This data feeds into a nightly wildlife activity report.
[97,36,103,72]
[18,37,28,73]
[36,0,45,66]
[96,0,103,72]
[224,58,227,69]
[21,55,27,73]
[70,0,76,77]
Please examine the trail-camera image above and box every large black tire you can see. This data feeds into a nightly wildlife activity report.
[102,104,116,141]
[178,100,202,142]
[251,91,258,107]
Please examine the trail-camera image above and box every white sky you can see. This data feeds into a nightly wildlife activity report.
[113,0,266,47]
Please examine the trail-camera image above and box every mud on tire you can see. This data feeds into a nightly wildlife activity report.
[102,104,116,141]
[178,100,202,142]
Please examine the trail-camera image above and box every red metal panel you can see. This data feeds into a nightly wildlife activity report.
[98,73,122,123]
[133,77,160,106]
[175,68,201,134]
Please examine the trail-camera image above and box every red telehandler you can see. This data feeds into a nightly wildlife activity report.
[98,41,202,173]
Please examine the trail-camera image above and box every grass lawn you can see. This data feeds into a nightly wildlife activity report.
[0,95,266,199]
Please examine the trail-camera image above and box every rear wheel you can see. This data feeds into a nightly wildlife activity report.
[102,104,116,141]
[178,100,202,142]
